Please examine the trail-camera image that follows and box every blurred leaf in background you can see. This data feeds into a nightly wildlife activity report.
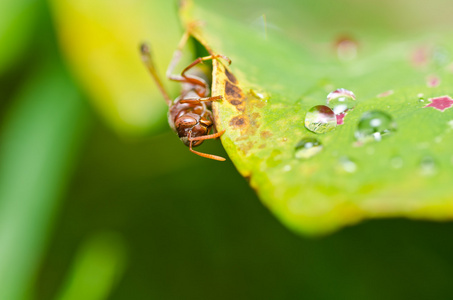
[0,60,89,300]
[49,0,191,135]
[0,0,40,75]
[56,231,127,300]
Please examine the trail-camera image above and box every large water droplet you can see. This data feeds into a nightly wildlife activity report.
[355,111,396,142]
[305,105,337,134]
[295,137,323,159]
[327,88,356,115]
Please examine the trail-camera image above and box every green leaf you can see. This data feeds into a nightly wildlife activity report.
[49,0,192,136]
[55,232,127,300]
[0,0,40,74]
[181,0,453,235]
[0,61,89,299]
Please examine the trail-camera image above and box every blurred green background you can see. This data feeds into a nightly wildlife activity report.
[2,0,453,299]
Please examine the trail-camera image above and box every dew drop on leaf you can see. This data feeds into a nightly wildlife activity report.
[420,156,438,176]
[304,105,337,134]
[294,137,323,159]
[418,93,425,102]
[390,156,403,169]
[338,156,357,173]
[355,111,397,142]
[327,88,356,114]
[432,46,450,67]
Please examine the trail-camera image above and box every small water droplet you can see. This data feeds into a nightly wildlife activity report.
[432,46,450,67]
[338,156,357,173]
[282,164,292,172]
[366,147,375,155]
[448,120,453,129]
[327,88,356,114]
[294,137,323,159]
[250,89,270,100]
[418,93,425,102]
[390,156,403,169]
[420,156,438,176]
[355,111,397,142]
[305,105,337,134]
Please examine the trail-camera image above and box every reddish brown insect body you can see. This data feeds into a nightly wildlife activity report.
[140,32,230,161]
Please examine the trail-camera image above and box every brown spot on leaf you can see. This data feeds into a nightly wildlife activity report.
[225,81,245,111]
[225,81,243,99]
[229,115,248,130]
[238,141,254,155]
[224,67,237,83]
[260,130,272,139]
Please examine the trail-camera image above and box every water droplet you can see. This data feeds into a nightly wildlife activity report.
[448,120,453,129]
[327,88,356,114]
[355,111,396,142]
[432,46,450,67]
[295,137,323,159]
[250,89,270,100]
[418,93,425,102]
[390,156,403,169]
[282,164,292,172]
[338,156,357,173]
[366,147,375,155]
[305,105,337,134]
[420,156,438,176]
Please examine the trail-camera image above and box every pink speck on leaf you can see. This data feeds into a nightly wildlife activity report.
[411,47,429,68]
[377,90,394,98]
[336,112,346,125]
[424,96,453,112]
[427,75,440,87]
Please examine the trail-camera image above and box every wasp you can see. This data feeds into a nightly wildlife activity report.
[140,32,230,161]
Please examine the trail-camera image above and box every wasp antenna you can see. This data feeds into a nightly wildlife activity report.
[218,55,232,65]
[140,43,173,107]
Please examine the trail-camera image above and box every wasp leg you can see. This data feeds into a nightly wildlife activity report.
[179,95,222,104]
[166,34,231,97]
[180,54,231,78]
[188,130,226,161]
